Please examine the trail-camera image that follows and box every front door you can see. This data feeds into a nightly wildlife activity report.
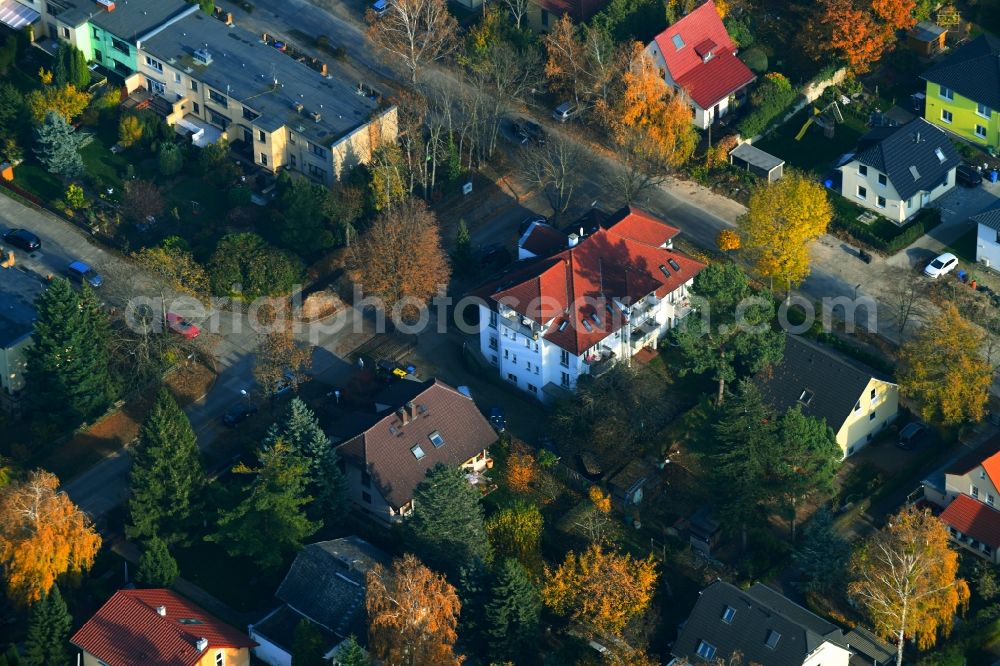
[713,103,720,122]
[921,191,931,207]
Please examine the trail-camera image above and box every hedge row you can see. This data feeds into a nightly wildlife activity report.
[831,206,942,254]
[737,76,799,138]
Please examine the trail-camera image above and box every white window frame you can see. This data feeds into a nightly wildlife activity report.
[856,185,867,200]
[939,86,953,100]
[876,195,886,209]
[144,55,163,73]
[857,164,868,176]
[941,109,953,123]
[978,102,991,118]
[976,124,988,138]
[215,652,224,666]
[877,173,887,186]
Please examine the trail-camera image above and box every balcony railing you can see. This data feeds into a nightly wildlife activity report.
[499,314,538,340]
[584,350,616,377]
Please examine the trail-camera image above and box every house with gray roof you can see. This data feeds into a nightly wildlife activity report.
[921,34,1000,151]
[973,206,1000,270]
[756,336,898,458]
[131,11,397,186]
[671,581,892,666]
[838,118,960,224]
[248,536,388,666]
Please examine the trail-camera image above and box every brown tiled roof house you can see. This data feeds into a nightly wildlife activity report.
[328,378,498,525]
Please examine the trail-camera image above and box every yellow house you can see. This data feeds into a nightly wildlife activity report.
[758,335,899,458]
[71,589,256,666]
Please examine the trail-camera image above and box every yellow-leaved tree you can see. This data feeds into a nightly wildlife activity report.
[542,544,657,636]
[0,470,102,606]
[609,42,696,169]
[897,302,993,425]
[849,505,970,666]
[485,501,544,574]
[26,84,89,124]
[739,171,833,290]
[132,241,210,298]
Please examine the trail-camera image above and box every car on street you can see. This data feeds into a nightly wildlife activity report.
[897,421,928,449]
[956,164,983,187]
[489,406,506,432]
[923,252,958,279]
[552,102,579,122]
[166,312,200,339]
[510,120,530,145]
[67,260,103,288]
[521,120,545,145]
[223,401,258,426]
[2,228,41,252]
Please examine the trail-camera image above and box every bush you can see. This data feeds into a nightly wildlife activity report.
[725,16,754,48]
[227,185,252,208]
[831,205,942,254]
[208,232,304,298]
[741,47,768,73]
[738,72,798,138]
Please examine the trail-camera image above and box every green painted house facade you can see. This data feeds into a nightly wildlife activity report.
[921,34,1000,152]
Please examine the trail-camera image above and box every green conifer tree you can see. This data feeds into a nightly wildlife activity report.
[335,635,369,666]
[484,559,541,662]
[0,644,21,666]
[25,278,116,427]
[206,440,320,569]
[67,44,90,89]
[23,586,71,666]
[136,536,181,587]
[793,508,849,594]
[405,463,490,576]
[158,142,183,176]
[33,111,84,179]
[52,44,68,87]
[265,398,345,515]
[127,389,204,544]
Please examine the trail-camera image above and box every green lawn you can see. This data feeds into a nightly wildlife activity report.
[80,138,128,189]
[755,106,868,175]
[12,163,63,204]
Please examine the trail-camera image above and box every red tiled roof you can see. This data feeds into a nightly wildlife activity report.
[652,0,756,108]
[676,50,756,108]
[520,223,567,257]
[71,589,256,666]
[480,207,705,356]
[941,494,1000,548]
[983,450,1000,490]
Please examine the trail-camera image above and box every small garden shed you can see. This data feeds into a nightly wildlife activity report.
[729,142,785,182]
[907,21,947,56]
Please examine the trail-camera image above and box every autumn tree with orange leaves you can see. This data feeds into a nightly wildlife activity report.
[366,554,463,666]
[820,0,915,73]
[505,442,537,494]
[542,544,658,636]
[849,505,969,666]
[610,43,696,169]
[0,470,102,606]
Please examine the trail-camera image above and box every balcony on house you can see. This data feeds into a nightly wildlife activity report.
[499,312,539,340]
[584,348,617,377]
[630,317,660,353]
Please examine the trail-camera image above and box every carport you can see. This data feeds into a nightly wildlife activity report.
[729,143,785,183]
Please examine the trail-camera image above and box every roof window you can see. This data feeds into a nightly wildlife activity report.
[668,258,681,272]
[765,630,781,649]
[696,640,716,660]
[798,389,814,405]
[178,618,204,625]
[558,320,569,332]
[592,313,602,326]
[659,264,671,279]
[935,147,946,163]
[721,606,736,624]
[672,34,685,50]
[428,431,444,448]
[581,318,594,332]
[411,444,426,460]
[909,165,921,180]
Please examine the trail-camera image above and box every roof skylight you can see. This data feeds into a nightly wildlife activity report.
[672,34,685,50]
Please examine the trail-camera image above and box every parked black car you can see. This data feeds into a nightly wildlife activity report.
[897,421,928,449]
[956,164,983,187]
[223,401,258,426]
[2,228,41,252]
[489,406,506,433]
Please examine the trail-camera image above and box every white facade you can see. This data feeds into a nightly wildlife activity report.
[802,642,851,666]
[977,222,1000,269]
[247,626,290,666]
[839,158,955,224]
[478,283,694,401]
[645,41,732,129]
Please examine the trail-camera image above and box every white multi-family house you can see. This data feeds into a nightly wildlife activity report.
[474,207,705,402]
[838,118,960,224]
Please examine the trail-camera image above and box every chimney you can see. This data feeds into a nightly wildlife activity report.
[568,233,579,248]
[405,401,416,421]
[156,605,167,616]
[398,407,409,426]
[311,111,322,123]
[195,638,208,652]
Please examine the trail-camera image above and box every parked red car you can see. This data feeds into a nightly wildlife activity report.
[166,312,200,340]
